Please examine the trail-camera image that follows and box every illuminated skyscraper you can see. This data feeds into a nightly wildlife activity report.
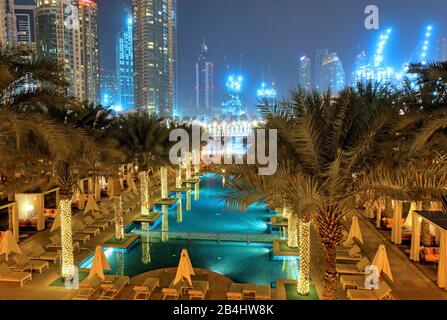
[321,52,345,94]
[35,0,99,104]
[222,75,246,118]
[116,13,134,111]
[315,49,328,91]
[195,41,214,118]
[298,55,311,91]
[133,0,177,117]
[256,81,276,118]
[14,4,35,46]
[437,37,447,62]
[0,0,17,50]
[100,70,117,108]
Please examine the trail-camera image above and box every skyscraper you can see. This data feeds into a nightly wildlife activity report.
[315,49,328,91]
[222,75,246,118]
[78,0,100,105]
[14,4,35,45]
[132,0,177,117]
[437,37,447,62]
[298,55,311,91]
[0,0,17,50]
[195,41,214,119]
[256,81,276,118]
[35,0,99,104]
[116,13,134,112]
[321,52,345,94]
[100,70,117,108]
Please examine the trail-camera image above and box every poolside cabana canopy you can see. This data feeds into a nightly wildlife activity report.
[411,210,447,290]
[0,230,22,261]
[0,202,18,241]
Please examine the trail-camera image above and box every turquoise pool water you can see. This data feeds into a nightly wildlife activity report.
[151,173,274,234]
[80,239,299,285]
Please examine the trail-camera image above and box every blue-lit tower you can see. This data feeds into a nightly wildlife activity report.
[222,75,246,119]
[321,52,345,94]
[256,81,276,119]
[115,13,134,112]
[298,56,311,91]
[100,70,117,108]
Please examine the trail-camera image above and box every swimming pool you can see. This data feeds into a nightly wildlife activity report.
[80,239,299,286]
[152,173,274,234]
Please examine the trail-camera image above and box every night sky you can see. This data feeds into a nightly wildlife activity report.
[17,0,447,112]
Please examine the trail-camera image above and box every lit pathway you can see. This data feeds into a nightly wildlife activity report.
[352,214,447,300]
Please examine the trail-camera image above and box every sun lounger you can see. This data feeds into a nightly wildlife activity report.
[336,245,363,262]
[99,276,130,300]
[83,216,108,230]
[93,211,115,224]
[162,281,183,300]
[26,244,61,264]
[73,233,90,244]
[12,255,49,274]
[255,285,271,300]
[336,257,370,275]
[227,283,244,300]
[46,234,81,252]
[133,277,160,300]
[73,221,100,237]
[189,281,209,300]
[347,281,392,300]
[73,275,103,300]
[0,263,32,287]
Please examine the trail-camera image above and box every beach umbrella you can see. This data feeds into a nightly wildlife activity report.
[128,176,138,194]
[84,194,100,214]
[347,216,363,244]
[50,208,60,232]
[173,249,195,286]
[372,244,393,282]
[87,245,111,281]
[0,231,23,261]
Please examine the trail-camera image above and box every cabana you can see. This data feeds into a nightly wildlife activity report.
[410,209,447,290]
[0,202,19,241]
[15,188,60,232]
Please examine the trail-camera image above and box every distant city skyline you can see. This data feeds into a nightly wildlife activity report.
[12,0,447,117]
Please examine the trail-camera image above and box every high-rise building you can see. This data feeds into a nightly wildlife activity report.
[100,70,117,108]
[78,0,100,105]
[195,41,214,118]
[0,0,17,50]
[132,0,177,117]
[14,4,35,45]
[256,81,276,118]
[315,49,328,91]
[116,13,134,112]
[222,75,246,118]
[437,37,447,62]
[321,52,345,94]
[298,55,311,91]
[35,0,99,104]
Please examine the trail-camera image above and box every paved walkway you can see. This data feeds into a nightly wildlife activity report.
[347,214,447,300]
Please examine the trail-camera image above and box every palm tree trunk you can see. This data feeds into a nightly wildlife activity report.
[288,212,299,248]
[297,217,311,295]
[114,195,124,240]
[139,171,149,216]
[317,214,344,300]
[59,187,74,279]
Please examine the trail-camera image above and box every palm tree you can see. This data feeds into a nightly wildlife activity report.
[108,113,174,216]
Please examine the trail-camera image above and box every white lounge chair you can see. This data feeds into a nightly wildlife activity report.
[189,281,209,300]
[255,285,271,300]
[227,283,244,300]
[162,281,183,300]
[99,276,130,300]
[0,263,32,287]
[12,255,49,274]
[336,245,363,262]
[93,211,114,224]
[46,234,80,252]
[336,257,370,275]
[347,281,393,300]
[83,216,108,230]
[26,244,61,264]
[133,277,160,300]
[73,221,100,237]
[73,275,103,300]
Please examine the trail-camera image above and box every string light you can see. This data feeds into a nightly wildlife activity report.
[186,153,192,180]
[161,205,169,242]
[139,171,149,216]
[60,199,74,278]
[287,209,299,248]
[194,181,200,201]
[160,167,168,199]
[114,195,124,240]
[297,220,311,295]
[176,192,182,223]
[186,188,191,211]
[176,165,182,188]
[141,222,151,264]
